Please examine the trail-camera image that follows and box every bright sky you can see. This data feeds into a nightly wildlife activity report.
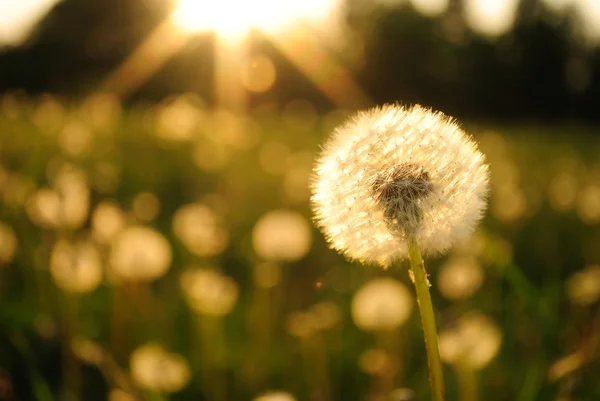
[0,0,60,47]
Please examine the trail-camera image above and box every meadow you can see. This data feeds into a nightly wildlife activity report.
[0,92,599,401]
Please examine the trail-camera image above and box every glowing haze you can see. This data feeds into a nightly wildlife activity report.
[172,0,339,36]
[0,0,59,47]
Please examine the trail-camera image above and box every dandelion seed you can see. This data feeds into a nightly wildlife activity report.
[351,278,413,331]
[130,343,190,393]
[311,104,489,266]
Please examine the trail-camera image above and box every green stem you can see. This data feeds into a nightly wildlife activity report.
[407,238,445,401]
[455,365,477,401]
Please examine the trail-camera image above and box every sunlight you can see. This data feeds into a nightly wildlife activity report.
[172,0,338,37]
[463,0,519,37]
[0,0,59,47]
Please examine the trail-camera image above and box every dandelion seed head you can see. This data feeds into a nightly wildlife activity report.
[351,277,413,331]
[437,256,484,300]
[253,391,297,401]
[180,267,239,316]
[311,104,489,266]
[0,222,17,264]
[567,265,600,306]
[172,203,229,257]
[50,239,102,293]
[252,210,312,262]
[130,343,190,393]
[109,226,172,283]
[439,312,502,370]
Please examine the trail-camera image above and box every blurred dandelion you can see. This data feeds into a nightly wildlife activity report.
[359,348,397,376]
[58,121,93,158]
[129,343,190,393]
[311,104,489,401]
[0,222,17,265]
[108,226,172,283]
[131,192,160,222]
[252,210,312,262]
[253,262,283,289]
[351,278,413,332]
[91,201,126,244]
[172,203,229,257]
[253,391,297,401]
[108,389,136,401]
[438,313,502,370]
[437,256,484,301]
[566,265,600,306]
[180,267,239,316]
[50,239,102,294]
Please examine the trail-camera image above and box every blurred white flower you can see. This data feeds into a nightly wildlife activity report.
[172,203,229,257]
[91,201,126,244]
[351,277,413,331]
[311,105,489,266]
[130,343,190,393]
[50,239,102,293]
[438,312,502,370]
[253,391,297,401]
[109,226,172,283]
[437,256,484,300]
[180,267,239,316]
[567,265,600,306]
[252,210,312,262]
[0,221,17,264]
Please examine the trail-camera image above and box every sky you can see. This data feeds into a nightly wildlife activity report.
[0,0,600,48]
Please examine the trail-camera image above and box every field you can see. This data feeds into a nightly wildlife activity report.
[1,93,599,401]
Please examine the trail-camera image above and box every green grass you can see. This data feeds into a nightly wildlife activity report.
[0,93,599,401]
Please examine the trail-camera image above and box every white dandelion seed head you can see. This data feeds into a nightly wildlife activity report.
[311,104,489,266]
[129,343,191,393]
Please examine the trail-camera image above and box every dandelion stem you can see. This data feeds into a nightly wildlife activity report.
[407,238,445,401]
[456,365,477,401]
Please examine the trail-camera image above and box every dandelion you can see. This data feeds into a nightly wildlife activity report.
[91,201,126,244]
[50,239,103,293]
[351,278,413,332]
[252,210,312,262]
[129,343,191,393]
[566,265,600,306]
[311,104,488,265]
[0,222,17,265]
[438,312,502,370]
[311,104,490,401]
[437,256,484,301]
[438,313,501,401]
[180,267,239,316]
[253,391,297,401]
[108,226,172,283]
[172,203,229,257]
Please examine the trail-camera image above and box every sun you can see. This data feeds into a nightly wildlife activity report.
[171,0,338,37]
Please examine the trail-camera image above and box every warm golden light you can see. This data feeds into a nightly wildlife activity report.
[171,0,338,37]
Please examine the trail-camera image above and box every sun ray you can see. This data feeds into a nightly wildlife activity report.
[99,21,187,99]
[268,26,372,109]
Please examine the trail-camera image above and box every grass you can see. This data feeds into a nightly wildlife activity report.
[0,93,599,400]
